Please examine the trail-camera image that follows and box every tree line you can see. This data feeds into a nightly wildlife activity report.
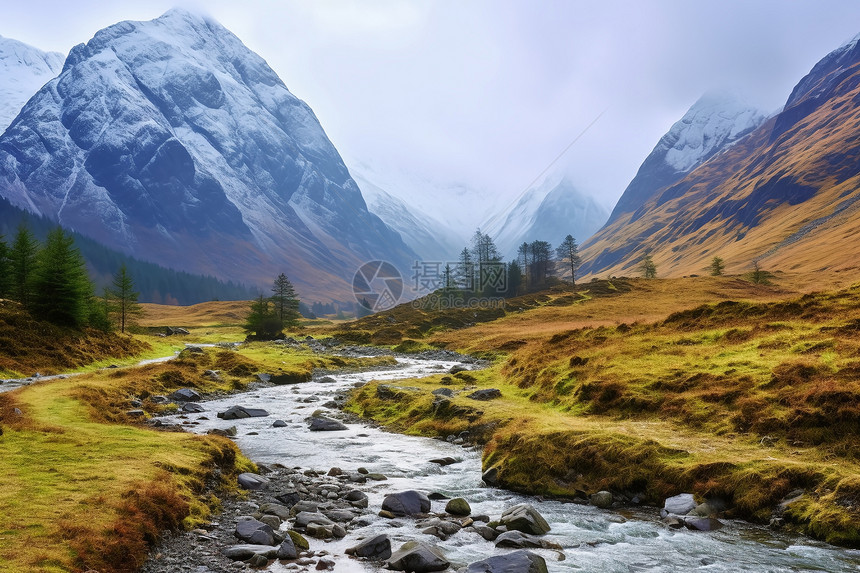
[0,223,142,332]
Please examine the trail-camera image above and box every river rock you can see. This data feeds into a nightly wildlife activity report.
[181,402,206,413]
[386,540,449,572]
[482,467,499,486]
[590,491,613,508]
[499,503,551,535]
[465,550,549,573]
[222,544,278,561]
[382,490,431,516]
[260,502,291,520]
[295,511,334,528]
[168,387,201,402]
[662,493,697,517]
[218,405,269,420]
[235,518,275,546]
[272,419,288,428]
[684,516,724,531]
[431,388,454,397]
[346,534,392,559]
[467,388,502,401]
[471,524,500,541]
[445,497,471,516]
[277,536,298,559]
[237,473,269,491]
[449,365,468,374]
[275,490,301,508]
[308,416,348,431]
[429,457,458,466]
[494,530,543,549]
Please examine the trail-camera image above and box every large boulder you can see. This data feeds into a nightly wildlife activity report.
[346,534,392,559]
[494,530,543,549]
[382,490,431,516]
[465,550,549,573]
[308,416,348,431]
[499,503,551,535]
[181,402,206,413]
[217,405,269,420]
[235,518,275,546]
[386,540,449,572]
[590,491,613,508]
[237,473,269,491]
[277,536,297,559]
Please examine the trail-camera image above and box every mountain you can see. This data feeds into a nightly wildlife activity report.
[0,35,64,133]
[606,90,767,224]
[487,175,609,259]
[0,9,415,300]
[352,172,461,262]
[580,36,860,279]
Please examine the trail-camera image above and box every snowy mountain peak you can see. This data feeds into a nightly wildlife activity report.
[0,35,64,132]
[0,10,413,298]
[660,90,767,173]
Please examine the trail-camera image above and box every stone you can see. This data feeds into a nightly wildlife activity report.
[482,467,499,486]
[237,473,269,491]
[235,518,275,546]
[431,388,454,397]
[274,490,301,508]
[248,554,268,567]
[662,493,697,517]
[287,530,310,550]
[346,534,392,559]
[467,388,502,401]
[590,491,613,509]
[315,558,335,570]
[259,515,281,529]
[465,550,549,573]
[294,511,334,528]
[499,503,551,535]
[290,501,318,515]
[325,509,355,523]
[367,473,387,481]
[307,522,334,539]
[386,540,450,572]
[277,536,298,559]
[445,497,471,516]
[318,376,337,383]
[217,405,269,420]
[494,530,543,549]
[429,457,458,466]
[182,402,206,413]
[222,544,278,561]
[126,409,145,417]
[684,516,724,531]
[272,419,288,428]
[449,365,468,374]
[472,524,500,541]
[382,490,431,516]
[169,388,201,402]
[260,503,291,520]
[308,416,348,431]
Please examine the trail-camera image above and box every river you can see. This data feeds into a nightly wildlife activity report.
[166,356,860,572]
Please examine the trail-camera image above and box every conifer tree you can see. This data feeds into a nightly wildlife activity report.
[243,294,282,339]
[109,264,143,333]
[641,254,657,279]
[270,273,300,328]
[556,235,582,284]
[9,223,39,307]
[710,256,725,276]
[30,227,93,327]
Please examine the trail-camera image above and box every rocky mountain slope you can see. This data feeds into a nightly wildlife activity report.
[580,37,860,278]
[488,175,608,259]
[0,9,415,300]
[0,35,63,133]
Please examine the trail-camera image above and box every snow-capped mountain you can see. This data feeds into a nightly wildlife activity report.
[486,174,608,259]
[352,172,461,262]
[0,9,415,299]
[0,36,63,133]
[607,90,768,223]
[580,34,860,279]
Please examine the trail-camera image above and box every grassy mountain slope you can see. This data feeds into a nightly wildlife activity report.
[580,42,860,281]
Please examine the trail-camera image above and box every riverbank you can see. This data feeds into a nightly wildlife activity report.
[341,278,860,548]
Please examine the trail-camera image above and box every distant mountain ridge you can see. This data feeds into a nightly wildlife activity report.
[0,35,63,133]
[580,36,860,279]
[487,175,609,259]
[0,9,415,300]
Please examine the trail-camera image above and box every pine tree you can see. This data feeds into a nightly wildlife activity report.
[455,247,474,291]
[30,227,93,327]
[9,223,39,307]
[528,241,554,286]
[270,273,300,328]
[506,261,523,297]
[641,254,657,279]
[442,264,454,290]
[109,264,143,333]
[556,235,582,284]
[244,294,282,339]
[710,256,725,276]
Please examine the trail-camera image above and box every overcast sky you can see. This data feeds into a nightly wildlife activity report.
[5,0,860,219]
